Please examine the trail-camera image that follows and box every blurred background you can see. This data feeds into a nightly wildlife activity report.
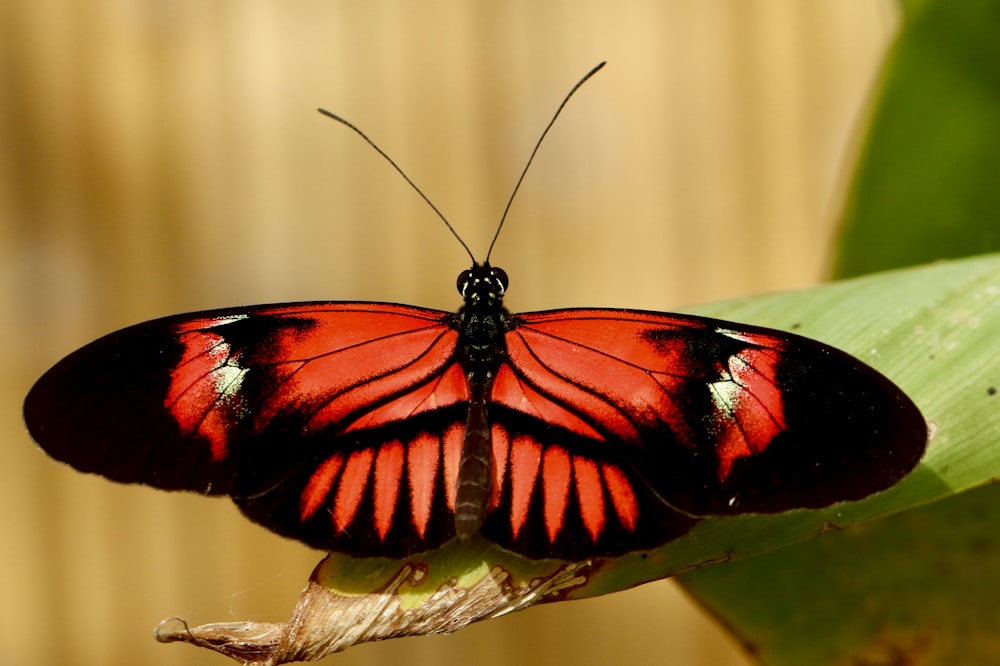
[2,2,899,664]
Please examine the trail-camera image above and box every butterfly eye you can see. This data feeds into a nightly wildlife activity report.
[456,269,474,297]
[491,267,509,295]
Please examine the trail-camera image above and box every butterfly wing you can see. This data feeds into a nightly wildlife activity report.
[24,302,483,556]
[488,308,926,548]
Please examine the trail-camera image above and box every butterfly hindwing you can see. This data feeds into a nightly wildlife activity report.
[234,405,700,559]
[478,410,699,558]
[235,408,469,557]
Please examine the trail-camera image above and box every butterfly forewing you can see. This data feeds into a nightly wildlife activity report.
[24,303,459,497]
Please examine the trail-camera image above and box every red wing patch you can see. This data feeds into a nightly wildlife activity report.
[706,335,786,479]
[166,305,465,445]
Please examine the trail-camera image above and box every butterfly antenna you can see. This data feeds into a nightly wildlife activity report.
[317,107,477,264]
[485,61,606,262]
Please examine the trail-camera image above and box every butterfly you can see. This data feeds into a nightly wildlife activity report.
[23,64,926,561]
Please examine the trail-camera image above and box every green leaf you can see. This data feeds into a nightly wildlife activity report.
[681,480,1000,664]
[832,0,1000,277]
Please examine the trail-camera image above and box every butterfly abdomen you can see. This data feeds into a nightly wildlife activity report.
[453,264,512,540]
[454,376,493,539]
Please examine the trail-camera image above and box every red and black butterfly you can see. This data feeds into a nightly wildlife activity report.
[23,64,926,561]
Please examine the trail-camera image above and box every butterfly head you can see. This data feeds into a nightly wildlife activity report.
[457,263,509,308]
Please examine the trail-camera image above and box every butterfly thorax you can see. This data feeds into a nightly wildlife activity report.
[455,263,510,362]
[453,263,511,540]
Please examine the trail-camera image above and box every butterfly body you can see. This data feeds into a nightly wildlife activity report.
[453,263,512,539]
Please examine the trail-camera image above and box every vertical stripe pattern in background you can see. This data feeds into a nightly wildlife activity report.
[2,2,896,664]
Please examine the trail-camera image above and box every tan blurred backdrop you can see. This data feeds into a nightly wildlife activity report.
[2,2,898,665]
